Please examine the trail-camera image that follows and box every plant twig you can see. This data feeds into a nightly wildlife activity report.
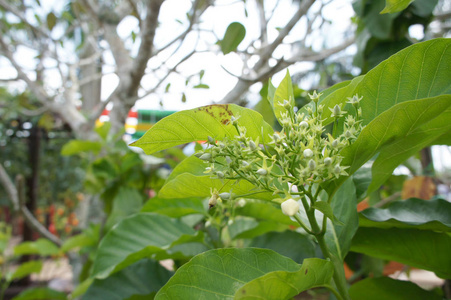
[0,164,62,246]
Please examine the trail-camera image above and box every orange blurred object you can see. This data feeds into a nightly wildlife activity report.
[401,176,436,200]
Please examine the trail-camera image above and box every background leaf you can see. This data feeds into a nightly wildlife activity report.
[351,227,451,278]
[141,197,206,218]
[91,213,199,279]
[349,277,442,300]
[8,260,43,281]
[220,22,246,54]
[83,259,173,300]
[272,70,295,125]
[381,0,413,14]
[12,288,67,300]
[131,104,273,155]
[248,231,316,263]
[359,197,451,232]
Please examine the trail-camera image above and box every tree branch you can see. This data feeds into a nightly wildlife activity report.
[0,164,62,246]
[128,0,164,97]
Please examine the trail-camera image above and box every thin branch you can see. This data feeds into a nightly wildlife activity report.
[0,164,62,246]
[0,0,49,38]
[129,0,164,96]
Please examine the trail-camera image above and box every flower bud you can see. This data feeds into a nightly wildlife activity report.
[231,115,238,125]
[303,149,313,158]
[308,159,316,170]
[324,157,332,166]
[332,139,339,148]
[273,133,280,142]
[249,140,257,151]
[219,192,231,200]
[242,161,249,167]
[300,121,309,129]
[334,164,341,174]
[199,153,212,161]
[226,156,232,164]
[281,199,300,216]
[208,194,219,208]
[283,99,291,109]
[207,136,215,145]
[308,91,322,103]
[256,168,268,176]
[194,152,204,158]
[333,104,341,117]
[345,130,352,138]
[216,171,224,178]
[237,199,246,207]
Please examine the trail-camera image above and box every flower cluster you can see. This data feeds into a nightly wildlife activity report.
[196,92,365,201]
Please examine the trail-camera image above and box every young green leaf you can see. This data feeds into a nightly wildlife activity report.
[272,70,295,125]
[220,22,246,54]
[380,0,414,14]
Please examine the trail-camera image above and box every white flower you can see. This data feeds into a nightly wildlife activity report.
[281,199,300,216]
[303,149,313,158]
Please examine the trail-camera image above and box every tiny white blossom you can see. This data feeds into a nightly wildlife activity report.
[281,199,300,216]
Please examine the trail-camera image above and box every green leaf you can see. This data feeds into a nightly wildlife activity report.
[8,260,43,281]
[235,199,297,226]
[312,201,344,225]
[273,70,295,125]
[220,22,246,54]
[46,12,57,31]
[155,248,332,300]
[248,231,316,263]
[325,95,451,196]
[105,187,143,230]
[165,154,206,182]
[324,178,358,262]
[141,197,206,218]
[131,104,273,155]
[14,239,60,256]
[12,287,67,300]
[61,233,97,253]
[61,140,102,156]
[91,213,199,279]
[83,259,173,300]
[349,277,442,300]
[351,227,451,278]
[193,83,209,89]
[359,197,451,232]
[381,0,414,14]
[235,258,334,299]
[228,218,288,240]
[158,173,274,201]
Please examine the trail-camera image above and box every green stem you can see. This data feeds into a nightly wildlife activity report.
[324,284,344,300]
[296,197,351,300]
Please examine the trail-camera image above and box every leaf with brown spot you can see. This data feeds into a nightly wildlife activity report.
[131,104,273,155]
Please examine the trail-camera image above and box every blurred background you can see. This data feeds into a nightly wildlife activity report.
[0,0,450,298]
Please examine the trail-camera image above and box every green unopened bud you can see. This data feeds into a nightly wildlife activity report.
[281,199,300,216]
[216,171,224,178]
[207,136,215,145]
[219,192,231,200]
[334,164,341,174]
[249,140,257,151]
[273,133,280,142]
[308,90,322,103]
[256,168,268,176]
[324,157,332,166]
[333,104,341,116]
[308,159,316,170]
[194,152,204,158]
[208,194,219,208]
[199,153,212,161]
[317,105,324,114]
[300,121,309,129]
[332,139,339,148]
[345,130,352,138]
[231,115,238,125]
[226,156,232,164]
[242,161,249,167]
[303,149,313,158]
[283,99,291,109]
